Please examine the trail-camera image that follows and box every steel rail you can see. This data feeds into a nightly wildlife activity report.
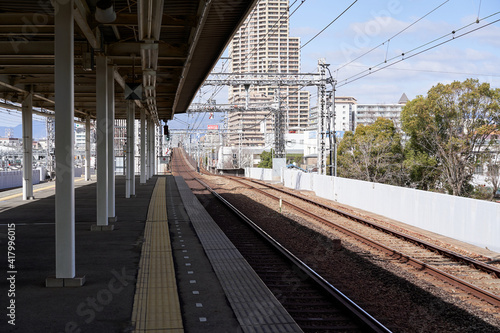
[194,176,392,333]
[226,176,500,308]
[236,176,500,279]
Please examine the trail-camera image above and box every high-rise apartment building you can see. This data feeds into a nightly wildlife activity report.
[228,0,310,147]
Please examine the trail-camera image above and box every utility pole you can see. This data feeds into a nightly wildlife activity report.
[202,70,323,160]
[324,66,337,177]
[317,60,328,175]
[274,86,285,158]
[238,111,242,168]
[46,116,55,177]
[239,84,250,168]
[327,90,334,176]
[332,81,338,177]
[222,111,227,146]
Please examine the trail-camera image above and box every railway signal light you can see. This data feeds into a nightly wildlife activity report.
[164,125,170,140]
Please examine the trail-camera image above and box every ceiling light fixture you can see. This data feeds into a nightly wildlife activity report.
[95,0,116,24]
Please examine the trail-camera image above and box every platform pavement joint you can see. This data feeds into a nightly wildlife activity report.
[175,176,303,333]
[55,267,136,333]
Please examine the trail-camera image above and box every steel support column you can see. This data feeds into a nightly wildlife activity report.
[22,91,34,200]
[85,114,91,181]
[156,125,161,175]
[146,116,151,180]
[125,101,133,198]
[130,104,136,196]
[107,64,116,222]
[95,55,108,226]
[148,117,154,178]
[153,122,157,176]
[50,0,82,285]
[153,122,156,176]
[140,108,146,184]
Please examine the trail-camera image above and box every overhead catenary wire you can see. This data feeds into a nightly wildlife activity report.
[300,0,358,50]
[236,78,323,132]
[334,0,450,74]
[185,2,500,142]
[237,8,500,132]
[337,15,500,88]
[346,65,500,78]
[185,0,310,135]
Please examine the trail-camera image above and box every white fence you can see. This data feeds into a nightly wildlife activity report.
[0,167,86,190]
[245,167,273,181]
[74,167,82,178]
[0,170,41,190]
[247,168,500,253]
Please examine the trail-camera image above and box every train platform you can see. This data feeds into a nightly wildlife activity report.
[0,174,301,333]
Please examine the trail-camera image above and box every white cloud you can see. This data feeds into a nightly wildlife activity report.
[284,2,499,105]
[290,26,318,38]
[460,22,500,47]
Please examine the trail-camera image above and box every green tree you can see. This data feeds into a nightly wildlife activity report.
[338,118,406,185]
[401,79,500,196]
[258,150,273,168]
[286,153,303,165]
[485,151,500,198]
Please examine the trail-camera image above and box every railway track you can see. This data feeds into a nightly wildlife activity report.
[222,175,500,309]
[172,151,392,333]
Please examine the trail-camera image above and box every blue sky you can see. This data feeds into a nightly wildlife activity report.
[2,1,498,132]
[171,0,500,130]
[292,0,500,103]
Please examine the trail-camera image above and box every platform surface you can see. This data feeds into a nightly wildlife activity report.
[0,174,302,332]
[175,176,302,333]
[0,175,153,332]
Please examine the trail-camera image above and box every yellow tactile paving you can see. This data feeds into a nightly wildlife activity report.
[131,177,184,333]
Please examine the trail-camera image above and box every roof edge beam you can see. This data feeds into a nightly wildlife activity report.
[74,0,99,49]
[172,0,212,117]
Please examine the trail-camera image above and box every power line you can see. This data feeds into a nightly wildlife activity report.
[186,0,312,135]
[339,10,500,86]
[334,0,450,74]
[337,15,500,88]
[334,62,500,78]
[359,65,500,78]
[300,0,358,50]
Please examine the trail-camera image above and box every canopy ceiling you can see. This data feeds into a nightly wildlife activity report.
[0,0,258,123]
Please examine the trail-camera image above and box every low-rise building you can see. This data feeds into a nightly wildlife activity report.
[0,137,21,147]
[355,93,408,130]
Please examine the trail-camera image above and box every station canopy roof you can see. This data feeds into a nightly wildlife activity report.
[0,0,257,123]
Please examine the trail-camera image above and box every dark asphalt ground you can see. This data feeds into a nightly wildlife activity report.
[0,175,155,333]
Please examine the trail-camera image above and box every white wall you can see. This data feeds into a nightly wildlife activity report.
[36,166,47,182]
[245,167,273,181]
[74,167,83,178]
[265,169,500,253]
[0,170,41,190]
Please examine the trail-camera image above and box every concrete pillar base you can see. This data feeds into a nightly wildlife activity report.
[90,225,115,231]
[24,196,35,200]
[46,276,86,288]
[108,216,118,223]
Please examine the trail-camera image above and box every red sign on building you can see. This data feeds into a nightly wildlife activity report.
[207,125,219,130]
